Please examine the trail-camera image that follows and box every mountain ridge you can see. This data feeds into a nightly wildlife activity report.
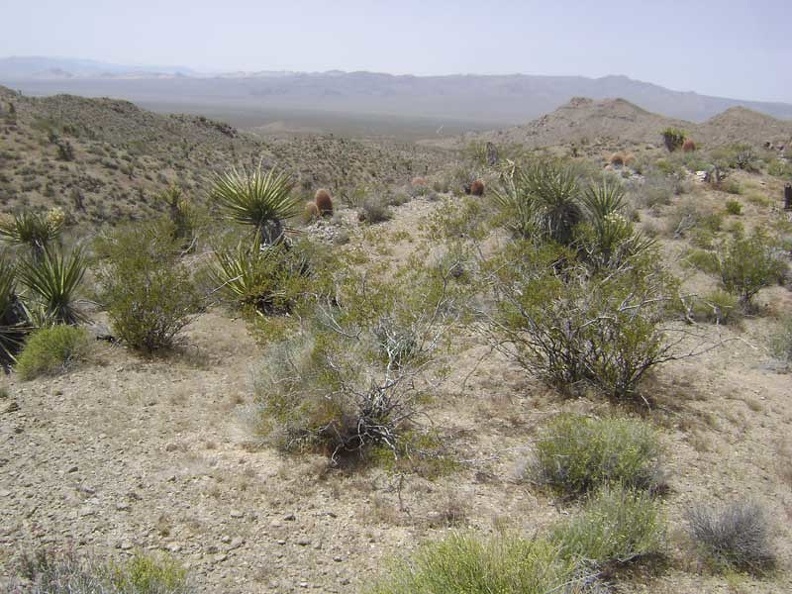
[2,56,791,125]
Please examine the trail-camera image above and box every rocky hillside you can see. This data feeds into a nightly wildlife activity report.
[450,97,792,155]
[0,86,450,227]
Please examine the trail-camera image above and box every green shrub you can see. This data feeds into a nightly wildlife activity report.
[551,486,665,568]
[724,199,743,215]
[716,234,787,308]
[533,415,663,498]
[661,128,686,152]
[687,500,775,574]
[368,533,581,594]
[489,244,678,399]
[15,325,92,380]
[95,222,203,353]
[210,240,320,316]
[13,547,191,593]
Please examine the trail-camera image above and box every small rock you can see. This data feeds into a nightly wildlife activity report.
[276,539,286,545]
[214,554,228,563]
[220,535,231,544]
[284,513,296,521]
[66,465,78,473]
[2,401,20,414]
[116,502,131,511]
[296,538,311,546]
[166,542,182,553]
[333,556,343,562]
[227,537,244,551]
[119,541,133,550]
[230,510,244,519]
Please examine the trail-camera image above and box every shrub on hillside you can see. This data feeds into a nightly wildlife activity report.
[715,233,787,309]
[15,325,92,380]
[488,243,678,400]
[661,128,686,152]
[367,533,582,594]
[551,486,665,569]
[532,414,663,498]
[95,221,203,353]
[687,500,775,573]
[13,547,191,593]
[769,314,792,365]
[0,208,65,260]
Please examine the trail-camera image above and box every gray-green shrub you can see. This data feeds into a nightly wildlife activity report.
[533,414,663,498]
[551,486,665,568]
[687,500,775,573]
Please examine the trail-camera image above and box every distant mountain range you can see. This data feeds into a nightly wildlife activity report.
[2,56,791,125]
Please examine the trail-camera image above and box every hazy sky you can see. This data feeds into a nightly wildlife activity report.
[3,0,791,102]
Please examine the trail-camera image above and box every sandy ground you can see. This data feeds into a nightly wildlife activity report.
[2,196,792,593]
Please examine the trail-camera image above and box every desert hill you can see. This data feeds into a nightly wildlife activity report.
[0,86,448,226]
[453,97,792,154]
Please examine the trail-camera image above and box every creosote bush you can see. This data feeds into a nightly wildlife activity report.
[532,414,663,498]
[15,325,92,380]
[489,243,679,400]
[687,500,775,574]
[95,221,203,353]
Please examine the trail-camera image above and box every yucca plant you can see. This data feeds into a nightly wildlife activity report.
[17,245,87,325]
[494,162,583,245]
[210,166,300,247]
[578,178,655,269]
[0,209,65,261]
[0,256,31,370]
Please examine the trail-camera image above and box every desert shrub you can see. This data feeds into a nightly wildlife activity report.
[552,486,665,569]
[254,328,422,460]
[767,159,792,179]
[769,314,792,364]
[314,188,334,215]
[533,415,663,498]
[661,128,686,152]
[209,240,321,316]
[692,290,740,325]
[158,184,199,250]
[17,246,87,325]
[489,243,678,399]
[687,500,775,573]
[95,222,203,353]
[724,199,743,215]
[255,264,461,461]
[358,196,392,224]
[13,547,190,593]
[368,533,583,594]
[711,143,762,173]
[715,233,787,308]
[15,325,92,380]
